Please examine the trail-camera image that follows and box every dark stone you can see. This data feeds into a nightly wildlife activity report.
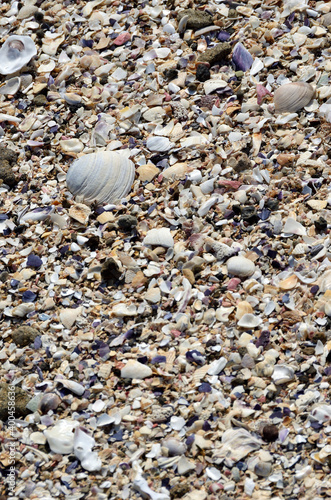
[196,63,210,82]
[34,11,44,23]
[86,235,100,250]
[0,271,9,282]
[33,94,48,107]
[0,159,17,187]
[198,42,232,66]
[12,326,40,347]
[0,145,18,164]
[232,153,251,172]
[262,424,279,442]
[101,258,122,284]
[170,482,190,498]
[36,29,45,39]
[265,198,279,211]
[177,9,213,30]
[117,215,138,231]
[240,206,259,224]
[163,68,178,81]
[314,216,327,233]
[0,383,31,421]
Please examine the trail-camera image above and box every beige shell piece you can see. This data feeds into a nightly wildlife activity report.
[278,275,298,290]
[236,301,254,320]
[274,82,315,113]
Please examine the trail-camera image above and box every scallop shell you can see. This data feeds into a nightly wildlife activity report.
[0,36,37,75]
[227,256,255,278]
[66,151,135,205]
[274,82,315,113]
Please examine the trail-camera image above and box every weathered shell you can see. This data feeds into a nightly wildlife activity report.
[0,36,37,75]
[74,427,102,471]
[143,228,174,248]
[272,365,295,385]
[44,420,79,454]
[0,76,21,95]
[66,151,135,205]
[227,256,255,278]
[274,82,315,113]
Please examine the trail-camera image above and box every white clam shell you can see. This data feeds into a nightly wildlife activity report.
[44,420,79,454]
[227,256,256,278]
[0,76,21,95]
[121,360,152,379]
[274,82,315,113]
[237,313,262,329]
[203,78,227,95]
[272,365,295,385]
[143,228,174,248]
[146,136,173,151]
[56,378,85,396]
[213,428,262,467]
[283,217,307,235]
[66,151,135,205]
[162,438,187,456]
[0,36,37,75]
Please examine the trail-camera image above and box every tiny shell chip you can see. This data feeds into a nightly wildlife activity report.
[274,82,315,113]
[69,203,91,224]
[226,256,255,278]
[143,228,174,248]
[66,151,135,205]
[0,36,37,75]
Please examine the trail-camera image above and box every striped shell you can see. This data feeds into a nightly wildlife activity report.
[66,151,135,205]
[274,82,315,113]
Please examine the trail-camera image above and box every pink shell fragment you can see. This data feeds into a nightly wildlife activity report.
[256,84,272,105]
[218,180,242,190]
[227,278,241,290]
[113,32,131,46]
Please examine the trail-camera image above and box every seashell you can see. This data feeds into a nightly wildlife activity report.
[0,36,37,75]
[56,378,85,396]
[19,205,55,224]
[271,365,295,385]
[283,217,307,235]
[44,420,79,454]
[162,163,189,180]
[60,138,83,153]
[134,470,170,500]
[74,427,102,471]
[227,256,255,278]
[292,243,309,255]
[143,228,174,248]
[12,303,35,317]
[294,270,317,284]
[232,42,254,72]
[203,78,228,95]
[278,275,298,290]
[69,203,91,225]
[112,303,137,317]
[0,76,21,95]
[66,151,135,205]
[274,82,315,113]
[213,428,262,466]
[237,313,262,329]
[310,404,331,423]
[59,307,83,328]
[146,136,173,151]
[38,393,61,414]
[144,287,161,303]
[162,438,187,456]
[236,301,254,320]
[121,360,152,379]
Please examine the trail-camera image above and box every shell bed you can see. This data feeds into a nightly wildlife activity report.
[0,1,331,499]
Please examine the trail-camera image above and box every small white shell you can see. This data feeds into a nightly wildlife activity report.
[0,36,37,75]
[44,420,79,454]
[237,313,262,329]
[283,217,307,235]
[56,378,85,396]
[143,228,174,248]
[146,136,173,151]
[162,438,187,456]
[227,256,255,278]
[74,427,102,472]
[272,365,295,385]
[203,78,227,95]
[274,82,315,113]
[0,76,21,95]
[66,151,135,205]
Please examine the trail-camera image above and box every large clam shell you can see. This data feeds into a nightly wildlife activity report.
[0,36,37,75]
[274,82,315,113]
[66,151,135,205]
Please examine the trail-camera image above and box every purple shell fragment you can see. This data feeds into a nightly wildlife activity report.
[232,42,254,72]
[22,290,37,302]
[26,254,43,268]
[218,31,230,42]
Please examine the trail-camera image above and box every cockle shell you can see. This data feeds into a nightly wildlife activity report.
[274,82,315,113]
[66,151,135,205]
[0,36,37,75]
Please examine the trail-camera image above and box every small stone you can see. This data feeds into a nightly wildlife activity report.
[254,461,272,477]
[177,9,213,30]
[314,217,327,232]
[170,482,190,499]
[198,43,232,66]
[163,68,178,81]
[121,360,152,379]
[33,94,47,107]
[241,206,259,224]
[101,258,122,284]
[262,424,279,442]
[150,405,174,423]
[0,159,17,187]
[12,325,40,347]
[0,145,18,164]
[183,268,195,285]
[231,153,251,172]
[277,153,294,166]
[117,215,138,231]
[0,383,31,420]
[196,64,210,82]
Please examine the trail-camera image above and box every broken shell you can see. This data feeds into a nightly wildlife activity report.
[283,217,307,236]
[74,427,102,472]
[56,378,85,396]
[227,256,256,278]
[213,428,262,466]
[274,82,315,113]
[236,301,254,320]
[0,36,37,75]
[0,76,21,95]
[237,313,262,329]
[272,365,295,385]
[38,393,61,414]
[146,136,173,152]
[162,438,187,456]
[66,151,135,205]
[143,228,174,248]
[44,420,79,454]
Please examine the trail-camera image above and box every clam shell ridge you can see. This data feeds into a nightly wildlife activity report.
[66,151,135,205]
[0,36,37,75]
[274,82,315,113]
